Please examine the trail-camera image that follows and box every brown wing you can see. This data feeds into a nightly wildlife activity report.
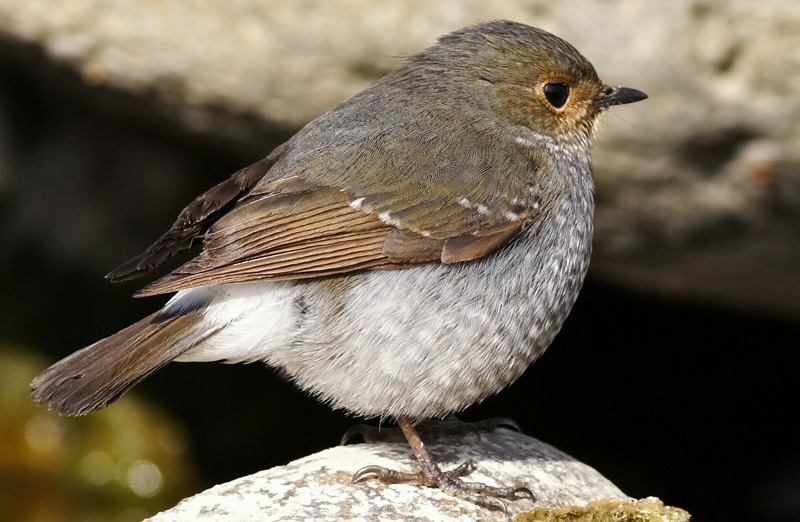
[135,175,527,297]
[110,106,545,296]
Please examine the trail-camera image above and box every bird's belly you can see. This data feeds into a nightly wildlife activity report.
[272,223,590,419]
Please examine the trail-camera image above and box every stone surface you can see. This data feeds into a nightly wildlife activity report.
[0,0,798,316]
[145,428,628,522]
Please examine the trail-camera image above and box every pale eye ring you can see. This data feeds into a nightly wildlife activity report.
[543,82,570,108]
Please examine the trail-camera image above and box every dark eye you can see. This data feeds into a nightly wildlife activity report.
[543,83,570,108]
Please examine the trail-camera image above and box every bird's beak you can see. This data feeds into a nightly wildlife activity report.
[596,86,648,108]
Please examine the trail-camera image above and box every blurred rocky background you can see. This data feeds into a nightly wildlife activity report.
[0,1,797,521]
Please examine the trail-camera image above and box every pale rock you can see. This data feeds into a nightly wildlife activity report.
[146,428,627,522]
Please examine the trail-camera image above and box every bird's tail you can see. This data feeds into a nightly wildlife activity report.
[31,311,221,415]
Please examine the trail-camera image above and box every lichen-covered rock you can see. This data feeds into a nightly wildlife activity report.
[516,497,690,522]
[146,428,630,522]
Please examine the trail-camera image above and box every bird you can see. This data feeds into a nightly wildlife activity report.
[31,20,646,508]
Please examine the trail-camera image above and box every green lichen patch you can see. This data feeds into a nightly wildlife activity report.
[513,497,690,522]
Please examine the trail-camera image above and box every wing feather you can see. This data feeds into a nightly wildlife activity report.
[110,124,543,296]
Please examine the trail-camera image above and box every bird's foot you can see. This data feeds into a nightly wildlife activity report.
[353,458,533,511]
[341,416,520,445]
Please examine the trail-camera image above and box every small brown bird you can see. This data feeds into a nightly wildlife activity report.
[32,21,646,508]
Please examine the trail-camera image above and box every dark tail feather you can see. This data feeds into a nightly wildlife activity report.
[105,152,283,283]
[31,311,220,415]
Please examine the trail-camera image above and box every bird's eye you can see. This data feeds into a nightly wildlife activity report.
[543,83,570,108]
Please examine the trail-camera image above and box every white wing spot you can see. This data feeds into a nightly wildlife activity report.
[459,198,472,209]
[477,204,489,215]
[349,197,365,210]
[378,212,392,224]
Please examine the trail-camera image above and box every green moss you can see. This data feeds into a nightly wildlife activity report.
[514,497,690,522]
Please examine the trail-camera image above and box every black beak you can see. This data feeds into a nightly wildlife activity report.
[596,86,648,108]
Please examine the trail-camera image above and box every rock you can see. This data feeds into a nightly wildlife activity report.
[0,0,798,316]
[145,428,633,521]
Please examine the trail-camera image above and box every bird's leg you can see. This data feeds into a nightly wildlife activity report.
[341,416,521,445]
[352,415,533,511]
